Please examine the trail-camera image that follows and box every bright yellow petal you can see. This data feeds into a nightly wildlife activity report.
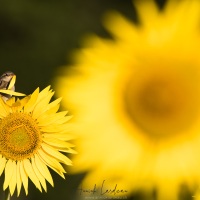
[134,0,159,27]
[41,143,72,165]
[42,134,76,153]
[36,86,51,104]
[45,103,60,115]
[9,161,17,196]
[20,161,28,195]
[6,97,15,107]
[43,137,75,149]
[164,0,200,33]
[16,161,22,196]
[0,156,6,176]
[32,91,54,119]
[38,148,66,174]
[34,154,54,187]
[24,88,39,113]
[37,158,65,179]
[40,123,69,133]
[38,111,69,126]
[19,95,29,106]
[59,148,77,154]
[104,11,139,42]
[0,97,10,117]
[54,115,72,124]
[23,159,42,192]
[8,75,16,90]
[0,90,25,97]
[42,133,75,141]
[31,157,47,192]
[10,96,29,113]
[38,157,65,179]
[3,160,14,191]
[45,97,62,114]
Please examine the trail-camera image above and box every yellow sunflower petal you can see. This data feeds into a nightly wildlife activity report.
[0,90,25,97]
[8,75,16,90]
[134,0,159,27]
[104,11,139,42]
[9,161,17,196]
[6,97,15,107]
[36,86,51,104]
[40,124,69,133]
[38,148,66,173]
[19,161,28,195]
[38,111,69,126]
[45,103,60,115]
[31,157,47,192]
[46,97,62,113]
[60,148,77,154]
[19,95,29,106]
[32,91,54,119]
[23,159,42,192]
[0,97,10,117]
[42,133,75,141]
[3,160,14,191]
[10,96,29,113]
[34,154,54,187]
[41,143,72,165]
[16,161,22,196]
[37,152,65,179]
[43,137,75,148]
[24,88,39,113]
[54,116,72,124]
[0,156,6,176]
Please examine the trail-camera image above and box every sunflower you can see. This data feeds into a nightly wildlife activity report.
[0,86,74,196]
[55,0,200,199]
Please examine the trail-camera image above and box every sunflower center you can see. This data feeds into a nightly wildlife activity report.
[124,68,200,137]
[0,113,42,160]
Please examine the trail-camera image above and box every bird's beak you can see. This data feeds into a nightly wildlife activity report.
[8,75,16,90]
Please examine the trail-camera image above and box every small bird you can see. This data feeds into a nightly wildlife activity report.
[0,71,16,101]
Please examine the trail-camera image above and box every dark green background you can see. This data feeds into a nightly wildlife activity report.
[0,0,192,200]
[0,0,140,94]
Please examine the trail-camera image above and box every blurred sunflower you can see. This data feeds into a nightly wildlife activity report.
[55,0,200,199]
[0,86,74,196]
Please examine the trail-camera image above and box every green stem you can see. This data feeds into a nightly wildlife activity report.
[5,189,11,200]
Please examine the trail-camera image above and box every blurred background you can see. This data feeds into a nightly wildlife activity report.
[0,0,167,200]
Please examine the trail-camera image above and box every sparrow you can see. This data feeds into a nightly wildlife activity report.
[0,71,16,101]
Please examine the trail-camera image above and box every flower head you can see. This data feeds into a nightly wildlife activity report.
[0,86,74,196]
[55,0,200,199]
